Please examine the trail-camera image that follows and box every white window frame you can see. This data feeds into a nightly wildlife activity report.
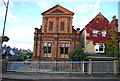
[94,43,105,53]
[101,30,106,37]
[92,30,98,37]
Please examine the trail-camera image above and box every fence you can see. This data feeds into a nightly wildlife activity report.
[7,61,120,74]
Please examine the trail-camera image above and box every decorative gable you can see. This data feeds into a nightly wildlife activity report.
[41,4,74,34]
[85,12,112,45]
[41,4,74,15]
[85,12,110,32]
[51,9,64,13]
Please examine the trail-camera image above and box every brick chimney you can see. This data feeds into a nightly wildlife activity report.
[111,15,118,32]
[76,28,80,34]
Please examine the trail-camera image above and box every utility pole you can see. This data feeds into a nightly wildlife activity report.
[0,0,10,59]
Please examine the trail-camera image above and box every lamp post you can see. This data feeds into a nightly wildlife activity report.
[2,0,9,37]
[0,0,9,59]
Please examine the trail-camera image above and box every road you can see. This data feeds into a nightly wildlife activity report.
[2,72,120,81]
[2,78,120,81]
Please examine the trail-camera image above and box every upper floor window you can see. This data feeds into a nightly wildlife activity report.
[92,30,98,37]
[60,22,65,31]
[101,30,106,37]
[49,22,53,30]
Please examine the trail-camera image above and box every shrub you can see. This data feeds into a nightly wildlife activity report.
[69,46,87,61]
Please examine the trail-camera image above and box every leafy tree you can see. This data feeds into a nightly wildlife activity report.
[5,50,10,56]
[17,52,25,57]
[17,52,32,57]
[25,52,33,57]
[69,46,87,61]
[104,29,119,57]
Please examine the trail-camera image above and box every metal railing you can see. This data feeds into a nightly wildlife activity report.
[7,61,120,74]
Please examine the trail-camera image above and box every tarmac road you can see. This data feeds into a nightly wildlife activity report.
[2,78,120,81]
[2,72,120,81]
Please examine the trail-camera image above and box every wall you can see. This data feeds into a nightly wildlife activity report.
[85,40,95,53]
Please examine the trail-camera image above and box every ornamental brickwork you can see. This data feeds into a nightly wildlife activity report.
[33,5,119,61]
[32,5,80,61]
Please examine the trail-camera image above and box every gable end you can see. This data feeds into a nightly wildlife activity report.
[51,9,64,13]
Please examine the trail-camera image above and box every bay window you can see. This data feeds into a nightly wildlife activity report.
[95,43,105,53]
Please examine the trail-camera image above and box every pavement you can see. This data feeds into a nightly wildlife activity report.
[2,72,120,80]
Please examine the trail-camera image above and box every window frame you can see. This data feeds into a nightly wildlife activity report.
[43,43,52,54]
[49,21,54,31]
[92,30,98,37]
[60,21,65,31]
[60,43,69,54]
[101,30,106,37]
[94,43,105,53]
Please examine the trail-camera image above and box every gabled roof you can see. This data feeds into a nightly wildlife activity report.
[85,12,109,27]
[41,4,74,15]
[94,12,109,22]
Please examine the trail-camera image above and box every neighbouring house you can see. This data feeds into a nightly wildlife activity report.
[2,45,32,61]
[118,32,120,54]
[80,12,118,60]
[32,5,80,61]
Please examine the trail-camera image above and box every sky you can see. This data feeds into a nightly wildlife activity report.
[0,0,119,51]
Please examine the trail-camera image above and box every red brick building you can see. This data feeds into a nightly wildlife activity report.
[32,5,80,61]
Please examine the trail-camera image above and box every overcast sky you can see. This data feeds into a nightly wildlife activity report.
[0,0,119,51]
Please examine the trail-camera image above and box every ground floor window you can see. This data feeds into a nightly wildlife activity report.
[60,43,69,54]
[95,43,105,53]
[43,43,52,53]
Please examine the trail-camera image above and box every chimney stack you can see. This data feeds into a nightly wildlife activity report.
[112,15,116,20]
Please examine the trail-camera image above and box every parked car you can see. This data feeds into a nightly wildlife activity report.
[25,59,31,62]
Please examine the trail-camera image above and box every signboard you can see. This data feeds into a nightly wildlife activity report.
[60,43,70,47]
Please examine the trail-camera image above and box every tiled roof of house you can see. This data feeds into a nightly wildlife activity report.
[86,53,117,60]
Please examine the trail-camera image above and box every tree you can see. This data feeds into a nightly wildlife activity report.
[69,46,87,61]
[25,52,33,57]
[17,52,32,57]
